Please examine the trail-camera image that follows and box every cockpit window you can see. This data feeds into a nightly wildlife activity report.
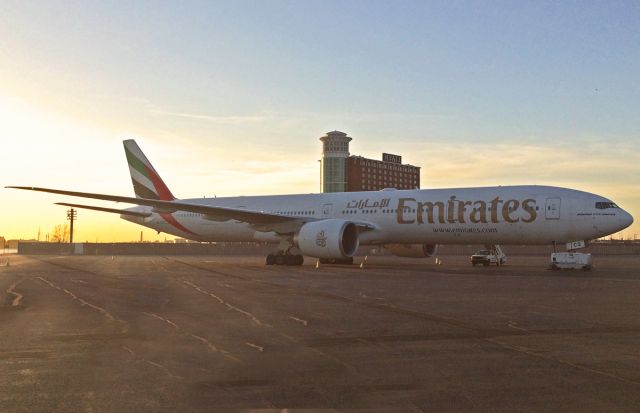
[595,202,619,209]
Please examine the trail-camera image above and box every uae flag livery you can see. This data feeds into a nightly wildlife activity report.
[124,140,175,201]
[123,140,196,235]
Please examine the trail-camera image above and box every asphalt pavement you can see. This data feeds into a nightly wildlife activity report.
[1,254,640,412]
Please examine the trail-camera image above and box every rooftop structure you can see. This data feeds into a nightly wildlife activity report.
[319,131,420,192]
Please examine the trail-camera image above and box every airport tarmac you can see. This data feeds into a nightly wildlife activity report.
[1,254,640,412]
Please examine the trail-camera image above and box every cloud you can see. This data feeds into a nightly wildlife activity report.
[407,140,640,188]
[149,109,274,124]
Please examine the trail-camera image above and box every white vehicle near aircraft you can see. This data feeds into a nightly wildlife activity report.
[7,140,634,266]
[550,252,592,271]
[470,245,507,267]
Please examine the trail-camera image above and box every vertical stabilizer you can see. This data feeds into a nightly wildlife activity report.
[123,140,176,200]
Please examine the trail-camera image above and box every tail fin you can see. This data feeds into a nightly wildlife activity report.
[123,139,176,201]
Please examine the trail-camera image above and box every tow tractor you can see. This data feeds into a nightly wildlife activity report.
[471,245,506,267]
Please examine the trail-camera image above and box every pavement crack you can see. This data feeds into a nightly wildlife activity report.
[142,360,182,380]
[507,321,528,331]
[143,312,179,329]
[244,342,264,352]
[288,316,308,326]
[122,346,182,380]
[36,276,126,329]
[182,280,268,327]
[139,311,240,362]
[6,278,25,306]
[190,334,241,362]
[485,338,640,387]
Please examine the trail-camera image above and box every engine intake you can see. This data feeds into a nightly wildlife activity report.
[295,219,359,259]
[384,243,438,258]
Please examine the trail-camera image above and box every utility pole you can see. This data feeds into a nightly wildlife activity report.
[67,208,77,243]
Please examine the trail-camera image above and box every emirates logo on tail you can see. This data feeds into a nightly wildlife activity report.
[315,230,327,247]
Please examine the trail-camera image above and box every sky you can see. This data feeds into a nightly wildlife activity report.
[1,0,639,242]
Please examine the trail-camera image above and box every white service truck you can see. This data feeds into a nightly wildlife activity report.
[550,252,592,271]
[471,245,507,266]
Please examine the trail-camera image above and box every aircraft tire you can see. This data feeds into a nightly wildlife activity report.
[285,255,297,266]
[275,254,286,265]
[295,255,304,266]
[266,254,275,265]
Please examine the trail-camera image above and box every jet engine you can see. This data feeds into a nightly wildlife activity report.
[295,219,359,259]
[384,243,439,258]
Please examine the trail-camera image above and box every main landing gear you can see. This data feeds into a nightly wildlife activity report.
[266,252,304,266]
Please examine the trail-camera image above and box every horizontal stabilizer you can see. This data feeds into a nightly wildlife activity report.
[55,202,152,217]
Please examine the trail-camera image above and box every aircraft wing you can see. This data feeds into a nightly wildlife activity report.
[8,186,296,225]
[7,186,375,233]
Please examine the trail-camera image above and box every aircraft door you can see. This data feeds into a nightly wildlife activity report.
[545,198,561,220]
[321,203,333,218]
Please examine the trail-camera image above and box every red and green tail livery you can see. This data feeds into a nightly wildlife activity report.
[123,139,197,236]
[123,139,175,201]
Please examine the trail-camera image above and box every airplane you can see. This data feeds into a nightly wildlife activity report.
[7,139,633,266]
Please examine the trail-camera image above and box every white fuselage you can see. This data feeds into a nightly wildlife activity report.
[121,185,633,245]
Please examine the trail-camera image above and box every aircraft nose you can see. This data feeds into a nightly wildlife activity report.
[621,210,634,230]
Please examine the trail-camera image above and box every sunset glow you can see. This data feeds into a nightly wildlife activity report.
[1,2,638,242]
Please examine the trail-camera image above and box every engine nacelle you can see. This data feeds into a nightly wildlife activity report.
[384,243,439,258]
[295,219,359,259]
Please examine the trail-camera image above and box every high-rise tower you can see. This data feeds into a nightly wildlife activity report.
[320,131,352,193]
